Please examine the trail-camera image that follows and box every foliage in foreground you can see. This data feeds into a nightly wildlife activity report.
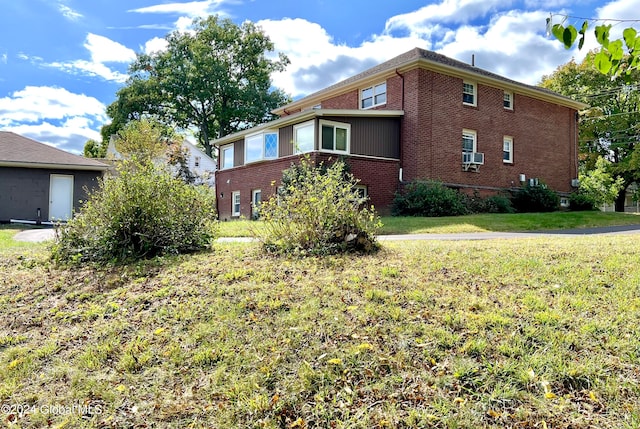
[2,236,640,428]
[254,157,381,255]
[51,159,217,264]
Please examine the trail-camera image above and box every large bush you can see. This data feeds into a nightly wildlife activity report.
[392,180,468,217]
[51,159,218,264]
[569,191,598,211]
[253,157,381,256]
[510,182,559,213]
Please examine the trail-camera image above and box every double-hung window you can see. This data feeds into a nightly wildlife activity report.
[221,144,234,170]
[232,191,241,217]
[462,129,477,154]
[361,82,387,109]
[503,91,513,110]
[503,136,513,163]
[245,131,278,163]
[320,120,350,153]
[463,81,476,106]
[294,121,315,154]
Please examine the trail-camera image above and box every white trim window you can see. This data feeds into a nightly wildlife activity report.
[462,129,477,153]
[361,82,387,109]
[503,91,513,110]
[320,120,350,153]
[294,121,315,154]
[232,191,241,217]
[245,131,278,163]
[251,189,262,219]
[503,136,513,163]
[354,185,368,201]
[463,81,476,106]
[221,144,234,170]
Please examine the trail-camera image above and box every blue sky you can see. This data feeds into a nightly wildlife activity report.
[0,0,638,154]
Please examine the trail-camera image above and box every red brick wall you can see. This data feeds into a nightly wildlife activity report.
[401,68,578,194]
[219,65,580,218]
[321,90,359,109]
[215,154,399,219]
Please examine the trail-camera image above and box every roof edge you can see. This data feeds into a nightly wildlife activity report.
[273,49,588,114]
[0,161,109,171]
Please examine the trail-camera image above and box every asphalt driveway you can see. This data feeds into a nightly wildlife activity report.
[11,224,640,243]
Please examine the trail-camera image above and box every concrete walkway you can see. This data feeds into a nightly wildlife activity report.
[11,224,640,243]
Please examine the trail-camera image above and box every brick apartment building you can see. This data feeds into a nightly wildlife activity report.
[213,47,587,220]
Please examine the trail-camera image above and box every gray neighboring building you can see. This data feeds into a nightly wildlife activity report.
[0,131,108,223]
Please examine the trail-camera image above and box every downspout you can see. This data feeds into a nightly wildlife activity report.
[395,69,405,184]
[574,111,579,187]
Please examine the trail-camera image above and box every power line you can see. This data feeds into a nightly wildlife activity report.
[549,13,640,24]
[580,110,640,120]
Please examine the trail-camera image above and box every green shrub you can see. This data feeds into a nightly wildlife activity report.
[569,192,598,211]
[392,181,468,217]
[51,159,218,264]
[483,195,515,213]
[511,182,559,213]
[253,157,381,256]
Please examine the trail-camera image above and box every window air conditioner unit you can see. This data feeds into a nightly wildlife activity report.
[462,152,484,171]
[462,152,484,164]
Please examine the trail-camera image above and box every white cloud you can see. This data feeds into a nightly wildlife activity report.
[85,33,136,64]
[434,10,574,84]
[144,37,169,55]
[0,86,107,153]
[258,18,427,97]
[3,121,102,154]
[259,5,569,98]
[58,4,82,21]
[384,0,513,36]
[46,34,135,83]
[129,0,231,18]
[49,60,130,83]
[0,86,106,126]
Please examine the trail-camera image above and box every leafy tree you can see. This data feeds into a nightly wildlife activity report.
[548,17,640,80]
[114,118,168,162]
[578,156,625,208]
[112,118,200,184]
[83,139,105,158]
[105,15,290,157]
[540,52,640,211]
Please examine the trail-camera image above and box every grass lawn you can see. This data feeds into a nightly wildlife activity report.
[0,225,45,250]
[218,211,640,237]
[1,233,639,428]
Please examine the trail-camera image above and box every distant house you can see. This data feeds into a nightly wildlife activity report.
[106,137,216,186]
[0,131,108,223]
[213,47,587,220]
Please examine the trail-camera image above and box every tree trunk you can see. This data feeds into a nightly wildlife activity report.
[615,188,627,212]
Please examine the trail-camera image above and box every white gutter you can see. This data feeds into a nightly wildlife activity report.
[0,161,109,171]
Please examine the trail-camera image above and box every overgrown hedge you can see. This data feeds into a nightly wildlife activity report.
[510,182,559,213]
[253,157,381,256]
[51,159,218,264]
[392,181,515,217]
